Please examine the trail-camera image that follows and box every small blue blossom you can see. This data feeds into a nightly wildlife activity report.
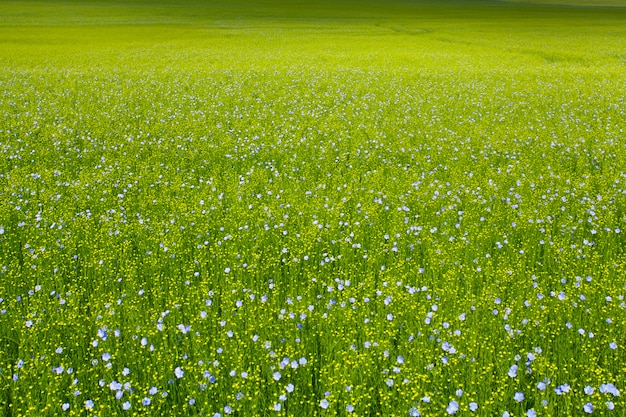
[599,383,620,396]
[446,400,459,415]
[409,406,421,416]
[555,384,571,395]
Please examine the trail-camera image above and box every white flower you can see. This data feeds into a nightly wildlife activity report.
[174,367,184,379]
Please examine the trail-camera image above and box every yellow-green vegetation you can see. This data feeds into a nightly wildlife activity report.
[1,0,625,416]
[504,0,626,8]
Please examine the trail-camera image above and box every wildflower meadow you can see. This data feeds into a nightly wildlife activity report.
[1,0,625,415]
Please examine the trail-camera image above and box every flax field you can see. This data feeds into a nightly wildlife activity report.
[1,0,626,415]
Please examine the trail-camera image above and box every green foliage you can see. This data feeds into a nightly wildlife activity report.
[1,1,626,416]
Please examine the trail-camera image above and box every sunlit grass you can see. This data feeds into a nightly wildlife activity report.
[504,0,626,7]
[1,0,626,416]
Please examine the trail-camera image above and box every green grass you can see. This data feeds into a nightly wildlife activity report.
[504,0,626,8]
[1,0,626,416]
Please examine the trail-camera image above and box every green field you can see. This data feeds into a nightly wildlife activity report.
[1,0,626,416]
[504,0,626,7]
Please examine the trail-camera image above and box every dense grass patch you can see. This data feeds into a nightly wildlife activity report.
[1,1,625,416]
[504,0,626,7]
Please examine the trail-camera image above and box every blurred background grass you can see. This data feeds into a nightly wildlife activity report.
[1,0,625,75]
